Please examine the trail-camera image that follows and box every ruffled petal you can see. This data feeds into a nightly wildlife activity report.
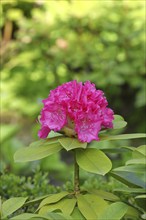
[38,126,50,138]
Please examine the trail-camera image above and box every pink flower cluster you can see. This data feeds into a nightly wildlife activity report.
[38,80,114,143]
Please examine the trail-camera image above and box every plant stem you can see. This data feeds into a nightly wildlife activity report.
[73,150,80,195]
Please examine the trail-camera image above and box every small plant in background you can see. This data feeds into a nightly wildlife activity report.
[1,81,145,220]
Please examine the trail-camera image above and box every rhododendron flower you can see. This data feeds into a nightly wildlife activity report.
[38,80,114,143]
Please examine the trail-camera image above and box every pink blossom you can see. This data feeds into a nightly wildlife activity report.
[38,80,114,143]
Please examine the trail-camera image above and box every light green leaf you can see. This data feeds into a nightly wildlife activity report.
[48,131,63,138]
[114,188,146,194]
[76,148,112,175]
[132,145,146,160]
[37,192,69,210]
[77,194,108,219]
[135,194,146,199]
[113,115,127,129]
[39,198,76,216]
[113,121,127,129]
[14,138,62,162]
[99,133,146,141]
[113,115,125,121]
[58,138,87,151]
[99,202,128,220]
[89,189,120,201]
[113,164,145,173]
[135,145,146,156]
[10,213,49,220]
[2,197,28,218]
[126,158,146,165]
[25,195,50,205]
[71,207,85,220]
[46,212,73,220]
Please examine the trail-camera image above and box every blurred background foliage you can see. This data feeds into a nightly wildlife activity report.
[1,0,145,175]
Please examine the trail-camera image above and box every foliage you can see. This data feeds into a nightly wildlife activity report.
[1,1,146,219]
[5,115,144,219]
[1,0,145,133]
[0,169,59,201]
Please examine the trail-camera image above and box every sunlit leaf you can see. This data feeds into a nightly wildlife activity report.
[114,188,146,194]
[99,133,146,141]
[14,138,62,162]
[2,197,27,218]
[113,114,127,129]
[76,148,112,175]
[71,207,85,220]
[10,213,48,220]
[134,145,146,156]
[88,189,120,201]
[99,202,128,220]
[77,194,108,219]
[59,138,87,151]
[25,195,50,206]
[45,212,73,220]
[39,198,76,216]
[37,192,69,210]
[126,158,146,165]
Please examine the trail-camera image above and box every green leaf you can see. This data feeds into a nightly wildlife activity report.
[2,197,28,218]
[10,213,49,220]
[39,198,76,216]
[135,194,146,199]
[99,202,128,220]
[132,145,146,158]
[46,212,73,220]
[14,138,62,162]
[110,164,145,188]
[71,207,85,220]
[113,115,127,129]
[76,148,112,175]
[37,192,69,210]
[58,138,87,151]
[25,195,50,206]
[125,145,146,165]
[77,194,108,219]
[125,206,139,219]
[113,164,145,173]
[126,158,146,165]
[49,131,63,138]
[99,133,146,141]
[114,188,146,194]
[89,189,120,201]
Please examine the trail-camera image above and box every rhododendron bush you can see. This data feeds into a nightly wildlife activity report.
[38,80,114,142]
[11,81,146,220]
